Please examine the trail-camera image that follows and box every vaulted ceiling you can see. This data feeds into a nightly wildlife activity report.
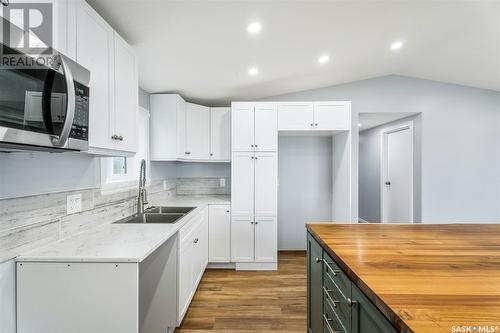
[88,0,500,105]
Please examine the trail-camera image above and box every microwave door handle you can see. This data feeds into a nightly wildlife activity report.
[51,55,75,147]
[41,68,55,133]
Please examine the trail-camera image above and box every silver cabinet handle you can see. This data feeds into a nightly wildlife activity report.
[185,152,191,155]
[323,314,339,333]
[315,257,321,263]
[1,0,10,7]
[323,259,341,276]
[315,123,318,127]
[255,144,258,148]
[111,135,118,140]
[323,286,340,308]
[51,55,75,147]
[210,153,214,156]
[347,298,357,307]
[226,210,230,213]
[193,238,199,244]
[251,156,254,159]
[118,135,123,141]
[250,221,254,224]
[255,221,259,224]
[310,123,314,127]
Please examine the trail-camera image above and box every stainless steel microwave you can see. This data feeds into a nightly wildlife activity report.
[0,22,90,152]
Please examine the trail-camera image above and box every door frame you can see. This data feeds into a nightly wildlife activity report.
[380,120,414,223]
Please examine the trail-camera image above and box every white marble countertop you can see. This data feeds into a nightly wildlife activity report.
[16,195,230,263]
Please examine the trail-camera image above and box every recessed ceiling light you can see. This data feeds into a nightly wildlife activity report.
[318,54,330,64]
[247,22,262,35]
[390,40,403,51]
[248,67,259,76]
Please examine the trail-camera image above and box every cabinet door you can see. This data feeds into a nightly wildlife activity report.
[307,233,323,333]
[210,107,231,161]
[76,1,114,150]
[185,103,210,160]
[254,217,277,262]
[231,152,255,217]
[254,152,278,217]
[278,102,314,131]
[254,103,277,151]
[178,242,195,321]
[176,97,187,159]
[112,32,138,153]
[231,103,254,151]
[150,94,179,160]
[208,205,231,263]
[313,102,350,131]
[230,217,254,262]
[351,284,398,333]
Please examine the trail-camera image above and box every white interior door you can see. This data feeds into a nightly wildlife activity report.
[381,123,413,223]
[185,103,210,160]
[254,152,278,217]
[254,103,278,151]
[231,152,255,217]
[231,103,254,151]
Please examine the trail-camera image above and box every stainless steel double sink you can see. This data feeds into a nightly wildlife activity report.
[114,206,196,224]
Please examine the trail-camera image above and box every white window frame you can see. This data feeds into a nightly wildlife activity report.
[101,106,150,193]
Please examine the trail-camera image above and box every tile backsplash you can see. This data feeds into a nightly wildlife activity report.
[0,177,230,263]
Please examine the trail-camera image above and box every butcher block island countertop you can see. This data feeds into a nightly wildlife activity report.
[306,223,500,333]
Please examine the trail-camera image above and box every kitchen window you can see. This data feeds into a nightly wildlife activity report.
[102,106,150,189]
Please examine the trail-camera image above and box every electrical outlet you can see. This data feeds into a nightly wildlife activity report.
[219,178,226,187]
[67,194,82,215]
[163,180,167,190]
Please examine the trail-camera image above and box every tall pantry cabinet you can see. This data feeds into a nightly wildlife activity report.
[231,102,278,269]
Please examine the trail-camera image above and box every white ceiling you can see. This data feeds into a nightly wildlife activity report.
[359,112,418,131]
[88,0,500,106]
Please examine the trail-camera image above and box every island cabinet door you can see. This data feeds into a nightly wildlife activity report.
[307,233,323,333]
[351,284,398,333]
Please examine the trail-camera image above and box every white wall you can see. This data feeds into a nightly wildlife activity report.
[263,75,500,223]
[278,136,332,250]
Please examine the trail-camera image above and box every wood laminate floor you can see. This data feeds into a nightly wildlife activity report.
[175,251,307,333]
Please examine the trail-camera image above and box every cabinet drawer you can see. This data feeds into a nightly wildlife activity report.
[179,208,207,249]
[323,252,351,300]
[323,276,350,330]
[323,295,347,333]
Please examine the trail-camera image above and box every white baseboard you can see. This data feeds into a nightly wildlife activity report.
[235,262,277,271]
[207,262,236,269]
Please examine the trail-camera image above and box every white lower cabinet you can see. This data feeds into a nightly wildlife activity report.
[177,207,208,324]
[230,216,255,262]
[208,205,231,263]
[254,217,278,262]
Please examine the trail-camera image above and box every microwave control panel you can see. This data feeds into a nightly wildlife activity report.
[70,81,89,141]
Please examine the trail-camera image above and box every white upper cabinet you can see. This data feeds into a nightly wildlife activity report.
[277,101,350,132]
[184,103,210,160]
[254,103,278,151]
[150,94,185,161]
[232,102,277,152]
[313,102,350,131]
[112,32,138,153]
[231,103,255,152]
[278,102,314,130]
[73,0,138,155]
[150,96,231,162]
[254,152,278,217]
[75,0,114,152]
[210,107,231,161]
